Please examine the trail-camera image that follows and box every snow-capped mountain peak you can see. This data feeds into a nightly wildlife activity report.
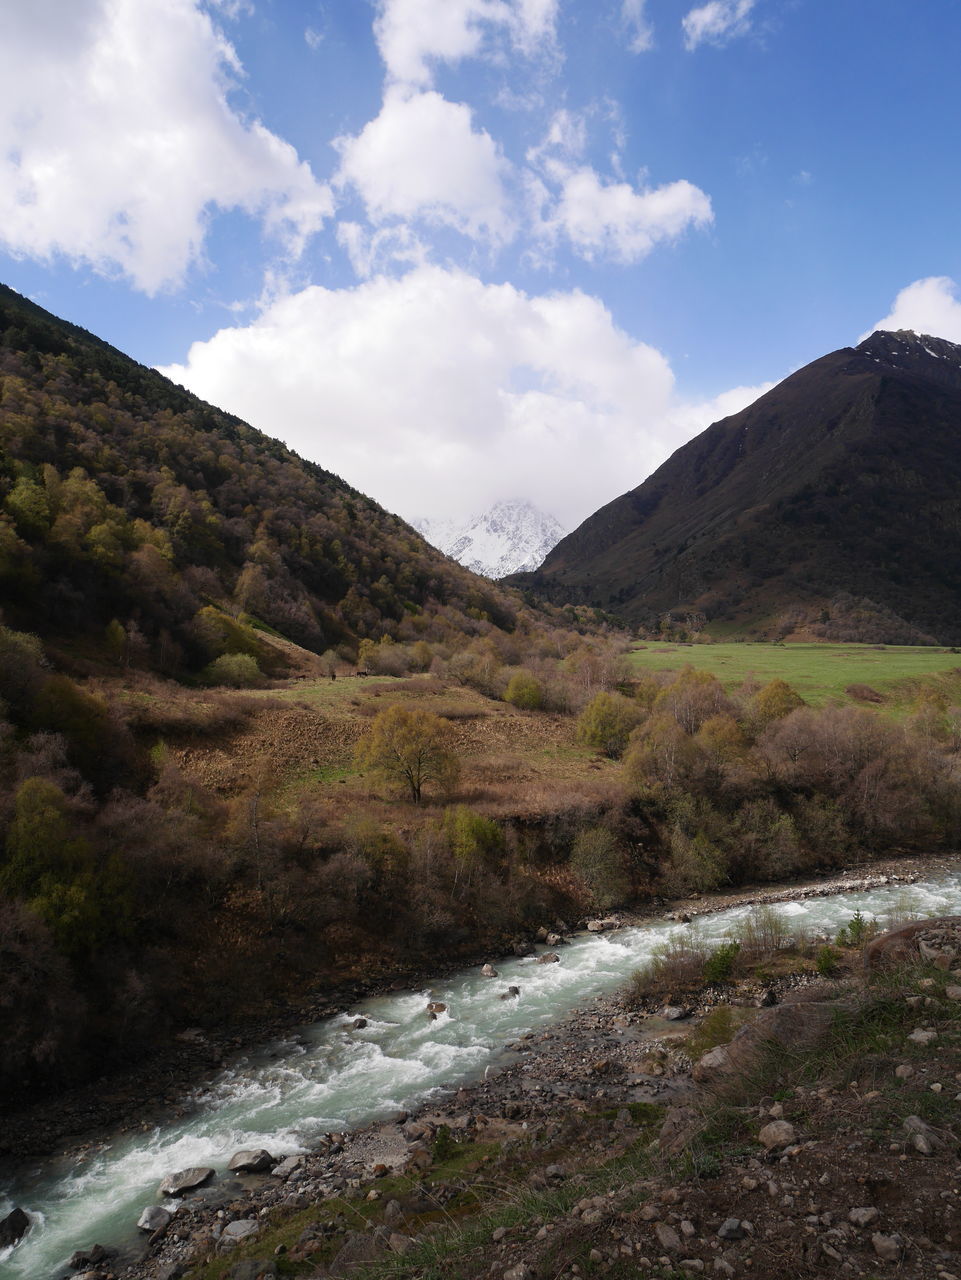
[414,499,565,579]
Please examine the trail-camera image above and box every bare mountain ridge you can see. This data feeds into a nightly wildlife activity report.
[511,330,961,642]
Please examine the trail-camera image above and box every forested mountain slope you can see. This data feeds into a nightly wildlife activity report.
[512,330,961,642]
[0,283,516,674]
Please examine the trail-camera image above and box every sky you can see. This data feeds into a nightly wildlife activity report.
[3,0,961,531]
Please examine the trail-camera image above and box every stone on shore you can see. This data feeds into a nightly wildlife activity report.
[159,1167,215,1196]
[137,1206,173,1232]
[220,1218,260,1245]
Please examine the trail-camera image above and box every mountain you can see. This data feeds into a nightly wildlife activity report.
[0,284,519,673]
[511,330,961,643]
[414,499,565,578]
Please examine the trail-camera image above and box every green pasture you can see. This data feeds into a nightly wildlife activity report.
[628,641,961,709]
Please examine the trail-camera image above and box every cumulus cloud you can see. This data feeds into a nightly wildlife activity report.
[682,0,757,50]
[863,277,961,345]
[373,0,557,88]
[537,165,713,263]
[336,88,511,242]
[0,0,332,293]
[159,266,767,528]
[621,0,654,53]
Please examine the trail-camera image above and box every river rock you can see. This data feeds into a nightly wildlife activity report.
[545,933,562,946]
[481,964,498,978]
[137,1205,173,1232]
[159,1166,215,1196]
[427,1001,447,1014]
[903,1115,944,1154]
[499,985,521,1000]
[872,1233,902,1261]
[0,1207,29,1249]
[659,1005,688,1021]
[848,1206,879,1228]
[536,952,560,965]
[69,1244,113,1268]
[221,1218,260,1244]
[758,1120,796,1150]
[271,1156,304,1179]
[352,1018,368,1030]
[655,1222,682,1251]
[228,1149,274,1173]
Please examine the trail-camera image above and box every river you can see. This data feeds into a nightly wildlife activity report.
[3,868,960,1278]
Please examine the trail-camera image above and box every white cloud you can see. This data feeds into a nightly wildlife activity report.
[0,0,332,293]
[621,0,654,53]
[373,0,558,88]
[682,0,757,50]
[538,165,713,263]
[863,277,961,345]
[160,266,770,527]
[336,88,511,243]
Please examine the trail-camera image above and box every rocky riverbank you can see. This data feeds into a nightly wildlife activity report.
[2,852,939,1169]
[4,852,958,1280]
[117,911,961,1280]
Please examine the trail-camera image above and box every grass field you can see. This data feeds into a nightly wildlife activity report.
[628,641,961,710]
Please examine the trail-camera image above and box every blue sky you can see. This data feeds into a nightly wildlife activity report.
[3,0,961,528]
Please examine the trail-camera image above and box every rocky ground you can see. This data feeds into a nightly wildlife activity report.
[25,901,960,1280]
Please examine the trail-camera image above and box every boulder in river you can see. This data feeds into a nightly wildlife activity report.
[351,1017,368,1030]
[159,1166,215,1196]
[480,963,498,978]
[499,985,521,1000]
[228,1149,274,1173]
[137,1206,173,1232]
[426,1001,447,1017]
[535,952,560,965]
[0,1207,30,1249]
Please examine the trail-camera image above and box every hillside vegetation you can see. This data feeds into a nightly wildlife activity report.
[0,283,520,677]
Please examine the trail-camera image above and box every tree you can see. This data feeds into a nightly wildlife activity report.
[355,704,460,803]
[575,691,642,758]
[754,678,805,725]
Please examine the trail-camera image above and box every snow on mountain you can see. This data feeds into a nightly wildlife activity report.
[414,500,565,579]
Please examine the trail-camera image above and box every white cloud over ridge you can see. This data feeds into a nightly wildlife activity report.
[864,277,961,345]
[0,0,332,293]
[160,266,766,527]
[336,88,511,243]
[682,0,757,50]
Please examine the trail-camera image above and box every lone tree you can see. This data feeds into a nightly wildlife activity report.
[355,704,460,803]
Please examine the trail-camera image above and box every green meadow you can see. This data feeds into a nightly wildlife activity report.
[628,641,961,710]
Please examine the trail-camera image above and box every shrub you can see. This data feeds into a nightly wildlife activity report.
[703,939,741,984]
[816,945,842,976]
[569,826,630,909]
[835,908,879,948]
[503,669,544,710]
[202,652,261,687]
